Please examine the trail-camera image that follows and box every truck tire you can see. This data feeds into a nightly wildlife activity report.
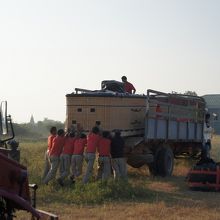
[148,146,174,177]
[148,147,162,176]
[148,162,158,176]
[157,146,174,177]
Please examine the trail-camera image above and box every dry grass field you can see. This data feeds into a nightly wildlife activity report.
[16,136,220,220]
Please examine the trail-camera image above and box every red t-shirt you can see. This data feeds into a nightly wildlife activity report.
[62,137,75,155]
[124,82,135,94]
[49,136,65,157]
[47,134,56,152]
[156,104,162,113]
[73,138,87,155]
[98,138,111,156]
[156,104,162,118]
[86,133,101,153]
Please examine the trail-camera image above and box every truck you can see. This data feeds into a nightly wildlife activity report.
[0,101,58,219]
[65,80,206,176]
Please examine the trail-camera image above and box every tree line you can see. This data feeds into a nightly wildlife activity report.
[13,118,64,140]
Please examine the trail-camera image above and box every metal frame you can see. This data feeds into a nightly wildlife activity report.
[188,166,220,191]
[145,89,206,143]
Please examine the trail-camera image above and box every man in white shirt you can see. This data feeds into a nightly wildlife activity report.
[203,113,213,158]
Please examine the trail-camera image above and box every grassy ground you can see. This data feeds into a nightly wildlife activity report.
[16,136,220,219]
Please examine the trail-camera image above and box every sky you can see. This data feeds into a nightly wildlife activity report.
[0,0,219,123]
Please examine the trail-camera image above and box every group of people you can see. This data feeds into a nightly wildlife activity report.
[42,126,127,186]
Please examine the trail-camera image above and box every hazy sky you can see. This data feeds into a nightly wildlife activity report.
[0,0,219,123]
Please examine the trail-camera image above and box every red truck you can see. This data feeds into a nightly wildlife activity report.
[0,101,58,219]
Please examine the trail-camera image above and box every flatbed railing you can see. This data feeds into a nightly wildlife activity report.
[145,89,206,142]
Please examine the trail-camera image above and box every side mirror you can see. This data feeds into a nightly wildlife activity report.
[0,101,8,135]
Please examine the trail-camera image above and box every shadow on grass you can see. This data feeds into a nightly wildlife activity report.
[38,180,153,205]
[35,174,211,208]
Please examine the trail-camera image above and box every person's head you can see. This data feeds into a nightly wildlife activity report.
[92,126,100,134]
[74,130,81,138]
[114,129,121,137]
[205,113,211,124]
[8,140,19,150]
[102,131,110,139]
[69,131,75,138]
[80,133,87,139]
[57,129,65,137]
[50,126,57,135]
[121,76,127,83]
[205,113,210,120]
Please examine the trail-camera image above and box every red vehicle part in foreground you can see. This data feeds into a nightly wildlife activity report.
[0,151,40,219]
[187,165,220,191]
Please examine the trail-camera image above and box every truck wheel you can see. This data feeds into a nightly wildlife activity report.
[148,162,158,176]
[148,148,161,176]
[157,146,174,177]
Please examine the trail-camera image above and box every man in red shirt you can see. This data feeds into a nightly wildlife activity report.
[83,126,101,184]
[71,133,87,183]
[97,131,111,180]
[43,129,65,185]
[121,76,136,94]
[58,132,76,186]
[42,126,57,180]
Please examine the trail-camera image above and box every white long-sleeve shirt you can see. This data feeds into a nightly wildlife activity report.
[203,123,213,142]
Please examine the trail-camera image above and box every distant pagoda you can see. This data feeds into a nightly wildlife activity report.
[29,114,35,125]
